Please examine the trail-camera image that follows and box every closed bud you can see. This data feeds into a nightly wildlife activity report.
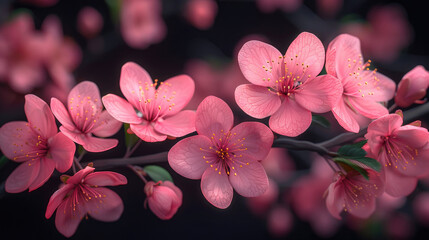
[144,181,182,220]
[395,65,429,107]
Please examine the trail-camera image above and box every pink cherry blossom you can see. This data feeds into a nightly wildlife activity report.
[51,81,122,152]
[236,32,343,137]
[102,62,196,142]
[412,192,429,226]
[120,0,166,49]
[326,169,384,219]
[184,0,218,30]
[45,166,127,237]
[0,14,45,93]
[168,96,273,209]
[326,34,396,133]
[0,94,75,193]
[395,65,429,108]
[261,148,295,182]
[365,112,429,197]
[77,7,104,39]
[144,180,183,220]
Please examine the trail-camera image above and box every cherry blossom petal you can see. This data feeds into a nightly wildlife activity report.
[91,111,123,137]
[326,34,363,81]
[229,161,268,197]
[325,182,344,219]
[66,166,94,184]
[148,185,180,220]
[67,81,103,130]
[393,125,429,149]
[154,110,196,137]
[163,181,183,204]
[119,62,154,109]
[362,72,396,102]
[48,132,75,172]
[201,167,233,209]
[87,187,124,222]
[45,184,75,218]
[348,97,388,119]
[238,40,284,87]
[366,113,403,140]
[0,121,39,162]
[168,135,212,179]
[269,99,312,137]
[59,126,86,145]
[195,96,234,138]
[102,94,142,124]
[81,136,118,152]
[28,157,55,191]
[295,74,343,113]
[159,74,195,117]
[332,98,360,133]
[234,84,281,118]
[85,172,128,186]
[25,94,57,139]
[384,168,417,197]
[5,160,40,193]
[50,97,77,131]
[130,122,167,142]
[229,122,273,161]
[284,32,325,83]
[55,197,85,238]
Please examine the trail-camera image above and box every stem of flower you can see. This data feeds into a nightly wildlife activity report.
[74,157,83,171]
[388,103,398,113]
[91,151,168,170]
[127,164,148,184]
[124,139,142,158]
[273,137,338,157]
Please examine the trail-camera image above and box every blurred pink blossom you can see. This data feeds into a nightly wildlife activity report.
[316,0,343,18]
[77,7,104,39]
[0,14,45,93]
[413,192,429,226]
[120,0,166,49]
[51,81,122,152]
[184,0,218,30]
[144,180,183,220]
[386,213,415,240]
[0,95,75,193]
[267,206,293,237]
[395,65,429,108]
[341,4,413,63]
[45,166,127,237]
[261,148,295,182]
[168,96,273,209]
[247,178,279,216]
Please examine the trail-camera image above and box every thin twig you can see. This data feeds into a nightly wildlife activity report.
[91,152,168,170]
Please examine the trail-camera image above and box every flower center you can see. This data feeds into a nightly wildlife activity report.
[383,138,418,171]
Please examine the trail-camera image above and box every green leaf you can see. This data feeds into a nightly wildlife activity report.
[77,144,86,155]
[334,157,369,180]
[337,141,367,158]
[124,123,139,148]
[143,165,173,183]
[352,157,381,172]
[0,156,9,170]
[312,114,331,128]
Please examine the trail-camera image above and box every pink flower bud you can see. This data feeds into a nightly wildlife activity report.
[144,181,183,220]
[395,65,429,107]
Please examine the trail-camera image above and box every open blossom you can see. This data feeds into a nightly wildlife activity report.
[236,32,342,137]
[168,96,273,209]
[51,81,122,152]
[395,65,429,108]
[45,166,127,237]
[0,95,75,193]
[326,169,384,219]
[144,181,182,220]
[102,62,196,142]
[326,34,396,132]
[0,13,45,93]
[120,0,166,49]
[365,112,429,197]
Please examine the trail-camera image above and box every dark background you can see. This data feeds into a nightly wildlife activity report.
[1,0,429,239]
